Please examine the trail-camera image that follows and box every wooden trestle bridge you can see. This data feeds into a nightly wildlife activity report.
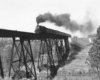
[0,25,71,80]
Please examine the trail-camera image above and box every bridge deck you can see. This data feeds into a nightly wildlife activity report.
[0,26,71,39]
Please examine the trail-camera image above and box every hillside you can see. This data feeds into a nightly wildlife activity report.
[0,38,96,80]
[63,45,91,72]
[53,45,93,80]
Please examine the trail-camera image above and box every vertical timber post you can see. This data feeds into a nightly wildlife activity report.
[9,37,15,77]
[20,37,29,78]
[0,55,4,78]
[28,39,37,80]
[63,38,70,61]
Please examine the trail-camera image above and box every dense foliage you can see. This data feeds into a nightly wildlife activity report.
[88,26,100,77]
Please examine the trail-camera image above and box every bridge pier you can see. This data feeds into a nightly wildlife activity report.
[9,37,37,80]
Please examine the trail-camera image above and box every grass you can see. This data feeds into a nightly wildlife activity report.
[53,70,100,80]
[35,70,100,80]
[0,73,100,80]
[54,75,100,80]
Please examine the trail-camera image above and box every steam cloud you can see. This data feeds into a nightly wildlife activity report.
[36,13,94,34]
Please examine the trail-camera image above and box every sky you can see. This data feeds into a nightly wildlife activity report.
[0,0,100,37]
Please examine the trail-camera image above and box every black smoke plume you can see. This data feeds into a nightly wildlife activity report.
[36,13,94,33]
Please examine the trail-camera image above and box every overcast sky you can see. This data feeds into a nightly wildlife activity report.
[0,0,100,34]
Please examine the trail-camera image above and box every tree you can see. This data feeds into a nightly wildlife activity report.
[88,26,100,77]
